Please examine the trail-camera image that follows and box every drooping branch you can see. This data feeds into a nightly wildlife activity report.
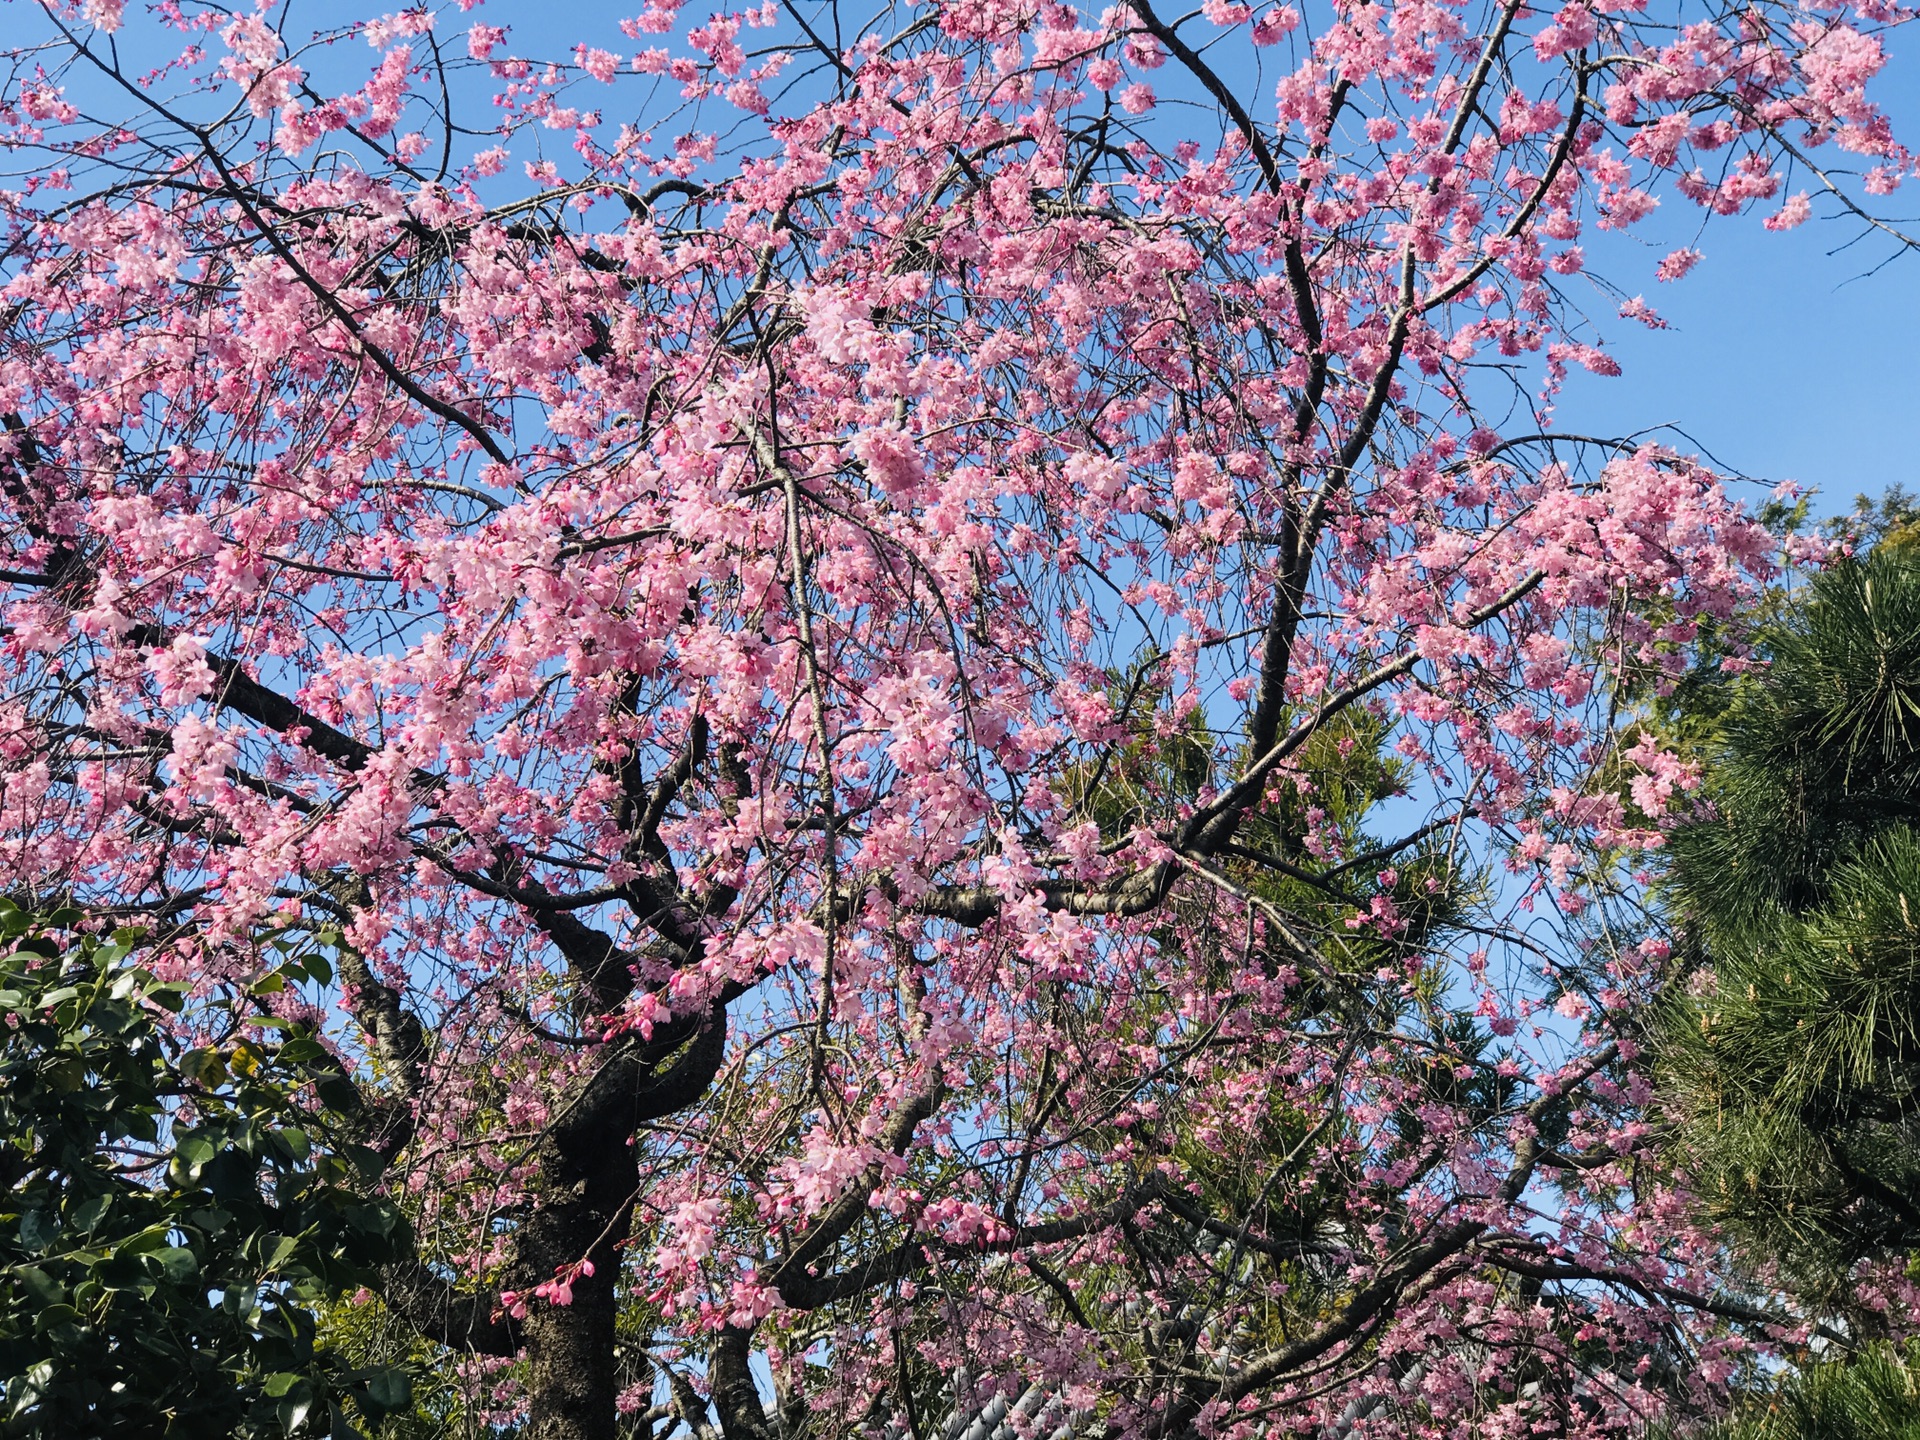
[1187,570,1545,850]
[775,1177,1172,1310]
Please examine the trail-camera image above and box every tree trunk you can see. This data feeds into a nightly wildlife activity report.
[517,1006,730,1436]
[710,1324,776,1440]
[522,1137,637,1440]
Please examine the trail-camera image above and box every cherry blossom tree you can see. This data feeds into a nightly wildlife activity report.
[0,0,1913,1435]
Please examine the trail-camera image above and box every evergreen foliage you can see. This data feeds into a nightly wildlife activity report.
[1659,550,1920,1295]
[1662,1340,1920,1440]
[0,902,417,1438]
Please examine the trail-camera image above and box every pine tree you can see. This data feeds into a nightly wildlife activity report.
[1659,549,1920,1303]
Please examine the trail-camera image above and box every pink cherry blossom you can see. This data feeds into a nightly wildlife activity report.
[0,0,1912,1434]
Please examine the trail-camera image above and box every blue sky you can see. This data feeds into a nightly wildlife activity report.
[1553,39,1920,522]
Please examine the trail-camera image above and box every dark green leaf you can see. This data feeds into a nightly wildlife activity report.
[276,1381,314,1435]
[151,1246,198,1282]
[359,1366,411,1413]
[17,1209,57,1251]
